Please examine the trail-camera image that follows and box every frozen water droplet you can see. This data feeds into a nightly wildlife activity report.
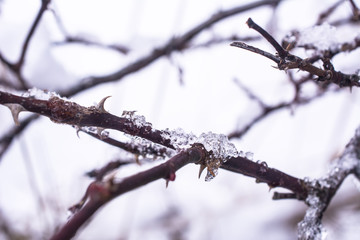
[238,151,245,158]
[205,168,218,182]
[100,130,109,138]
[245,151,253,161]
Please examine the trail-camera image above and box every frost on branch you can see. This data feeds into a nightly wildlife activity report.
[298,23,339,51]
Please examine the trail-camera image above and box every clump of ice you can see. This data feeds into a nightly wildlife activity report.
[162,128,240,181]
[197,132,239,181]
[163,128,197,150]
[22,87,60,100]
[297,177,328,240]
[298,23,339,51]
[197,132,238,160]
[122,111,152,128]
[297,127,360,239]
[297,194,327,240]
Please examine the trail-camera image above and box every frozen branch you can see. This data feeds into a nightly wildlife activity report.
[297,127,360,239]
[0,90,308,195]
[0,0,282,162]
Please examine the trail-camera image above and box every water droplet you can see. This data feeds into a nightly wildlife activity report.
[238,151,245,157]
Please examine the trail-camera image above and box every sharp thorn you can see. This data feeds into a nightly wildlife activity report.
[4,104,26,125]
[198,164,206,179]
[97,96,111,113]
[97,127,105,139]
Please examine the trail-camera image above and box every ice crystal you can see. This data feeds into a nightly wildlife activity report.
[197,132,238,160]
[131,135,173,159]
[162,128,197,150]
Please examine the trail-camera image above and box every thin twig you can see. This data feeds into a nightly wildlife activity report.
[246,18,288,59]
[230,41,280,63]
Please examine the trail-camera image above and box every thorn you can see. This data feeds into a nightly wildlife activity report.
[135,154,141,165]
[97,96,111,113]
[75,126,81,138]
[165,171,176,188]
[4,103,26,125]
[198,164,206,179]
[97,127,106,139]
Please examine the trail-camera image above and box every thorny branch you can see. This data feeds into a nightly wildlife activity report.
[0,90,306,197]
[2,87,359,239]
[231,18,360,89]
[1,1,360,239]
[0,90,311,238]
[230,16,360,238]
[0,0,282,159]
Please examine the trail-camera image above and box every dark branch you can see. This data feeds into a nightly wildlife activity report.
[231,18,360,88]
[230,41,281,63]
[50,145,207,240]
[246,17,288,59]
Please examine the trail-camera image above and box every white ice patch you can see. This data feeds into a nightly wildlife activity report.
[298,23,339,51]
[22,87,61,100]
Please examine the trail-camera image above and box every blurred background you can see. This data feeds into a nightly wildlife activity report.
[0,0,360,239]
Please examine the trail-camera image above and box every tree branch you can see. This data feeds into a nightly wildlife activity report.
[50,144,207,240]
[231,18,360,89]
[0,0,283,162]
